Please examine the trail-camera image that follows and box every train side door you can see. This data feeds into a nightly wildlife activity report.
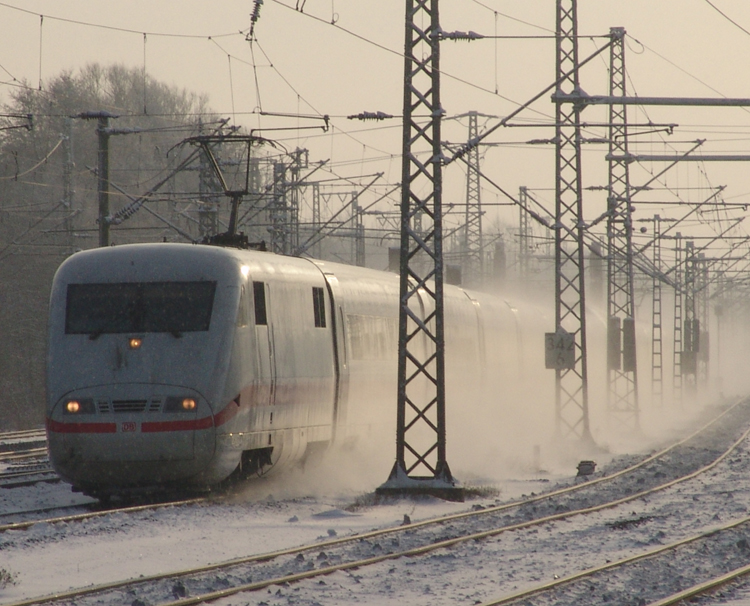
[322,273,349,435]
[252,280,276,408]
[465,293,487,388]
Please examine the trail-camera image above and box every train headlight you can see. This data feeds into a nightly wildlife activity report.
[128,337,142,349]
[63,398,95,414]
[165,396,198,413]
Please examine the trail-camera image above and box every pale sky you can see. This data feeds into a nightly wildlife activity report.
[3,1,750,244]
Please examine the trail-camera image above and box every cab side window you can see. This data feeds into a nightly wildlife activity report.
[253,281,267,326]
[312,286,326,328]
[237,285,249,327]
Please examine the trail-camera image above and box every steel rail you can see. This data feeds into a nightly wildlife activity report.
[646,563,750,606]
[0,470,60,489]
[0,478,59,490]
[0,496,207,533]
[0,502,97,520]
[159,415,750,606]
[6,398,747,606]
[0,448,47,462]
[478,515,750,606]
[0,429,45,441]
[0,467,55,481]
[474,417,750,605]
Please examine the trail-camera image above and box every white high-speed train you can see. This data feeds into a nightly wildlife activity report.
[46,243,537,499]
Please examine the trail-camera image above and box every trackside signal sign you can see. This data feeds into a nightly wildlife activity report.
[545,329,575,370]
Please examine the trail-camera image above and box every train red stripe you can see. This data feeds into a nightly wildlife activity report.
[141,416,214,432]
[46,400,238,435]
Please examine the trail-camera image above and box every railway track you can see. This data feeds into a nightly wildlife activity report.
[0,448,47,463]
[647,565,750,605]
[0,429,45,442]
[0,429,46,454]
[0,458,57,489]
[473,513,750,606]
[0,428,51,488]
[0,502,98,521]
[0,470,58,489]
[0,445,55,489]
[0,495,208,533]
[0,429,60,488]
[6,397,750,606]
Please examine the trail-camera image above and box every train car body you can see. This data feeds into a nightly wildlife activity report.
[46,243,538,498]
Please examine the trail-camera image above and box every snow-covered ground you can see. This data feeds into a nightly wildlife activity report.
[0,446,561,604]
[1,401,748,605]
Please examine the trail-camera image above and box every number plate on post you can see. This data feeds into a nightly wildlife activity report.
[545,329,575,370]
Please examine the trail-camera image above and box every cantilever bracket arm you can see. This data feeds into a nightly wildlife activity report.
[559,96,750,107]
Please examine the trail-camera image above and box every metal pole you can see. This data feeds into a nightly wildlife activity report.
[697,254,709,385]
[312,182,322,258]
[77,111,118,247]
[197,118,220,239]
[605,27,639,430]
[61,117,75,253]
[518,186,530,286]
[464,111,483,286]
[552,0,592,442]
[96,115,111,247]
[672,233,683,403]
[378,0,461,500]
[683,241,698,393]
[651,215,663,406]
[270,162,288,254]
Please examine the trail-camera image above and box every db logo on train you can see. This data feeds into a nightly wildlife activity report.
[121,422,137,433]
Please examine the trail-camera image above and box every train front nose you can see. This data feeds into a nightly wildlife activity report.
[46,384,217,491]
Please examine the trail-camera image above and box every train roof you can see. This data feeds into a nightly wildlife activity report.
[54,243,247,285]
[54,243,404,286]
[53,243,520,312]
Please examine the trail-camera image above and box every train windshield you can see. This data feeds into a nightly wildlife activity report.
[65,281,217,335]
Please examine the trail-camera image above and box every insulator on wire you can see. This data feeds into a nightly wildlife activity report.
[247,0,263,41]
[440,30,484,41]
[347,111,394,121]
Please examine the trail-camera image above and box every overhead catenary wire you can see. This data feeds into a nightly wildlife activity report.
[702,0,750,38]
[0,137,63,181]
[0,201,63,263]
[267,0,553,119]
[247,38,394,160]
[0,1,749,284]
[0,2,242,39]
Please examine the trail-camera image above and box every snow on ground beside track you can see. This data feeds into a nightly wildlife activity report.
[0,458,560,603]
[0,482,93,515]
[205,425,750,606]
[0,400,738,604]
